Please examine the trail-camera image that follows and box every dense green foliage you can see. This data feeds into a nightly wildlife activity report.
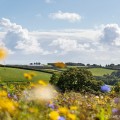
[114,82,120,93]
[95,70,120,85]
[50,68,104,94]
[49,73,60,85]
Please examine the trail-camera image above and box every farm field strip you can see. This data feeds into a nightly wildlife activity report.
[0,67,52,82]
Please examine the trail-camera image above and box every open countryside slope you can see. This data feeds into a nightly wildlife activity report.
[0,67,117,83]
[0,67,52,82]
[60,67,116,76]
[88,68,116,76]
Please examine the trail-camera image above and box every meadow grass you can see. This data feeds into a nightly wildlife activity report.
[0,67,52,83]
[0,67,119,120]
[88,68,116,76]
[41,67,116,76]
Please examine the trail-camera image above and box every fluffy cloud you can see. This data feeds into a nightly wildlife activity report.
[100,24,120,46]
[50,38,92,54]
[0,18,49,54]
[49,11,81,22]
[1,18,120,65]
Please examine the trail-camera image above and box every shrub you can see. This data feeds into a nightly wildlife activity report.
[50,68,104,93]
[54,62,66,68]
[114,82,120,93]
[49,72,61,85]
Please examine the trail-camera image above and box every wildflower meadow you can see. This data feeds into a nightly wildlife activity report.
[0,47,120,120]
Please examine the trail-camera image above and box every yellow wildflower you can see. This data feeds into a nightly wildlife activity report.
[67,113,76,120]
[0,90,7,97]
[58,107,68,114]
[70,106,77,110]
[0,98,18,114]
[38,80,47,86]
[0,47,8,60]
[30,83,36,87]
[49,111,59,120]
[24,73,32,80]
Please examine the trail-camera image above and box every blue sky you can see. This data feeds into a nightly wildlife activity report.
[1,0,120,30]
[0,0,120,65]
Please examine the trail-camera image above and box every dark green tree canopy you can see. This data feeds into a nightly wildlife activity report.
[50,68,104,94]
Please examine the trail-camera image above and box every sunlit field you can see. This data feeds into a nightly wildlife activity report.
[0,48,120,120]
[0,67,52,82]
[88,68,116,76]
[0,75,119,120]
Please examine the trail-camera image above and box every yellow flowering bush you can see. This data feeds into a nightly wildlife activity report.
[0,47,8,60]
[54,62,66,68]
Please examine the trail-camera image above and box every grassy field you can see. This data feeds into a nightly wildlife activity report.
[0,67,117,83]
[41,67,116,77]
[88,68,116,76]
[59,67,116,76]
[0,67,52,83]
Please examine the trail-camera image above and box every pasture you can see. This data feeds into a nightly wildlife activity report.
[43,67,116,76]
[0,67,52,83]
[88,68,116,76]
[0,65,116,83]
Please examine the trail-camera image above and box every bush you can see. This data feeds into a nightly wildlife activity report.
[114,82,120,93]
[49,72,61,85]
[54,62,66,68]
[95,70,120,85]
[50,68,104,93]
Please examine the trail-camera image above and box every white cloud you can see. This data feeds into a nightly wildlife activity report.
[0,18,50,55]
[113,38,120,46]
[50,38,78,52]
[49,11,81,22]
[1,18,120,65]
[100,24,120,45]
[50,38,92,54]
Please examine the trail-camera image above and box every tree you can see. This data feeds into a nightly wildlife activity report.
[54,62,66,68]
[30,63,33,65]
[49,73,60,85]
[114,82,120,93]
[50,68,104,93]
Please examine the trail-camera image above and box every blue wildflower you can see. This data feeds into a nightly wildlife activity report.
[13,94,18,101]
[48,103,55,109]
[7,93,12,98]
[112,108,118,114]
[114,98,120,104]
[58,116,66,120]
[101,85,111,92]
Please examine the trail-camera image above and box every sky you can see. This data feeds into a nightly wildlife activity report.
[0,0,120,65]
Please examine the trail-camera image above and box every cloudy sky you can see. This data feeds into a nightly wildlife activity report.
[0,0,120,65]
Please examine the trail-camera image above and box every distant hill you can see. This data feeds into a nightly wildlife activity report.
[88,68,116,76]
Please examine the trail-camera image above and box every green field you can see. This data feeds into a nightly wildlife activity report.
[61,67,116,76]
[42,67,116,77]
[0,67,117,83]
[0,67,52,83]
[88,68,116,76]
